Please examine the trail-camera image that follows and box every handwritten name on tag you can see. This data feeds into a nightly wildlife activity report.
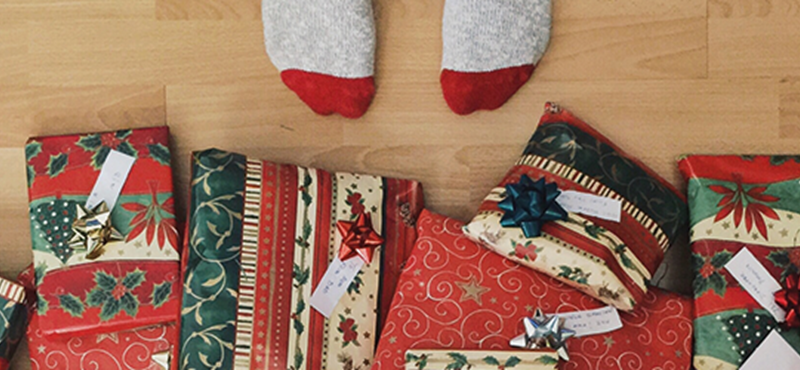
[555,306,623,337]
[557,191,622,223]
[740,330,800,370]
[85,150,136,210]
[725,248,786,322]
[309,257,365,318]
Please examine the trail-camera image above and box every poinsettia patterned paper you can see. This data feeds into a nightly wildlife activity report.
[679,155,800,370]
[25,127,180,338]
[464,103,687,311]
[18,265,178,370]
[373,210,693,370]
[179,149,423,370]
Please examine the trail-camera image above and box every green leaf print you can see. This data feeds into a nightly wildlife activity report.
[25,141,42,161]
[122,269,146,290]
[58,294,85,318]
[483,356,500,365]
[86,288,109,307]
[147,143,171,166]
[47,153,68,178]
[99,297,122,321]
[152,281,172,308]
[95,271,118,291]
[116,141,138,158]
[504,356,522,367]
[120,292,139,317]
[76,134,102,152]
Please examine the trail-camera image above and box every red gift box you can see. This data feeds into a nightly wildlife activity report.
[19,265,178,370]
[373,210,693,370]
[25,127,181,338]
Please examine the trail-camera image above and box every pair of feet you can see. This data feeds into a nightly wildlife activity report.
[264,0,552,118]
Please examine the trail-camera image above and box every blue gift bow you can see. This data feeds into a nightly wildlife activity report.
[498,175,568,238]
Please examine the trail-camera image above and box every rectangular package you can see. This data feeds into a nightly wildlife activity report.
[179,149,424,370]
[679,155,800,369]
[18,265,177,370]
[464,103,688,311]
[25,127,181,338]
[374,210,693,370]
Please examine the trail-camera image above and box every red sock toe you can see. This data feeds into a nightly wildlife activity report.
[440,65,535,115]
[281,70,375,119]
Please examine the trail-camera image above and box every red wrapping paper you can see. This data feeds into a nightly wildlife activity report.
[18,265,178,370]
[25,127,181,338]
[373,210,693,370]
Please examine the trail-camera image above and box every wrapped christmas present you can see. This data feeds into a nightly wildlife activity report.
[679,155,800,370]
[0,274,27,370]
[464,103,688,311]
[18,265,178,370]
[179,149,424,370]
[25,127,181,338]
[373,210,693,370]
[402,350,558,370]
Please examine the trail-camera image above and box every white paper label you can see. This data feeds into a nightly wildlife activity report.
[309,257,365,318]
[724,248,786,322]
[740,330,800,370]
[556,190,622,223]
[85,150,136,210]
[555,306,623,337]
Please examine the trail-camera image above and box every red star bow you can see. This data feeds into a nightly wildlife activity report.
[337,212,383,264]
[776,274,800,328]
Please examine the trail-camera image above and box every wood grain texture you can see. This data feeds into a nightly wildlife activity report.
[2,0,800,368]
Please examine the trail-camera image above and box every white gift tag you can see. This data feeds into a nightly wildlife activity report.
[740,330,800,370]
[556,190,622,223]
[85,150,136,210]
[309,257,365,318]
[555,306,623,337]
[724,248,786,322]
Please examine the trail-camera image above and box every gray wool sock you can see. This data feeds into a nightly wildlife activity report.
[442,0,552,73]
[263,0,376,79]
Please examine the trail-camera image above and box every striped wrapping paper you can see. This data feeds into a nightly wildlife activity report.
[178,149,424,370]
[0,275,26,370]
[464,103,688,311]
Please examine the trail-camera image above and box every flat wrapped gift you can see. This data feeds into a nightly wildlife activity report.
[0,276,26,370]
[373,210,693,370]
[464,103,687,311]
[18,265,177,370]
[179,149,424,370]
[679,155,800,370]
[25,127,181,338]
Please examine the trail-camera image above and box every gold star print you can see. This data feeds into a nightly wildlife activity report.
[455,277,490,305]
[413,269,422,276]
[675,350,683,358]
[96,332,119,344]
[705,229,713,235]
[769,223,774,229]
[603,336,615,348]
[525,305,534,312]
[752,233,759,240]
[781,229,789,237]
[734,233,740,238]
[37,345,46,354]
[344,308,352,315]
[363,359,371,366]
[134,240,144,249]
[722,222,730,230]
[389,337,397,344]
[364,332,371,339]
[490,297,497,304]
[788,214,794,220]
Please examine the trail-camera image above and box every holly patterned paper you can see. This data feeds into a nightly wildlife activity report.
[679,155,800,370]
[18,265,178,370]
[25,127,180,338]
[179,149,423,370]
[464,103,687,311]
[373,210,693,370]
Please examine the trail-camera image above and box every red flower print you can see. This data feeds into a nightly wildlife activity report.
[111,282,128,300]
[346,192,365,215]
[100,133,122,149]
[709,175,780,240]
[699,261,715,279]
[510,240,541,262]
[337,315,360,347]
[121,181,178,249]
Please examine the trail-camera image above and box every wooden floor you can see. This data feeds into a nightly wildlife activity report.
[2,0,799,367]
